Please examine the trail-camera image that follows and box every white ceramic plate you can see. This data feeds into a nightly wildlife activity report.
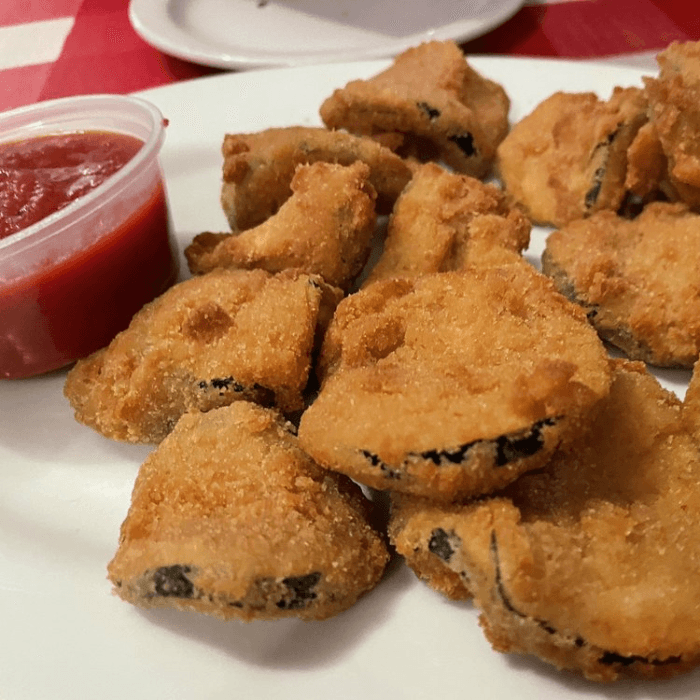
[128,0,524,69]
[1,57,696,700]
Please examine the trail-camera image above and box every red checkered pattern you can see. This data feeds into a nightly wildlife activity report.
[1,0,699,114]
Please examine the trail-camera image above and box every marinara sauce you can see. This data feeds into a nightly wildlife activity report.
[0,131,179,379]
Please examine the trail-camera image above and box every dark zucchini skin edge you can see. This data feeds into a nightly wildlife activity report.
[488,531,683,673]
[115,566,323,612]
[359,416,559,480]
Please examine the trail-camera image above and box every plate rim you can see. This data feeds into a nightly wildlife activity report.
[127,0,524,70]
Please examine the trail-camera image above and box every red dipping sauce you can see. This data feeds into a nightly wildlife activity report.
[0,132,144,241]
[0,99,179,379]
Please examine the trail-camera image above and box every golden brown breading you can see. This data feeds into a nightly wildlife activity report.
[64,268,342,443]
[390,360,700,681]
[644,41,700,207]
[220,126,413,230]
[107,401,389,621]
[542,201,700,368]
[624,120,669,201]
[683,358,700,437]
[388,494,473,602]
[363,162,530,286]
[186,161,377,290]
[496,87,656,227]
[319,41,510,178]
[298,261,611,501]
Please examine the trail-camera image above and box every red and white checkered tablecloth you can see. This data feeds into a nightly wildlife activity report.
[0,0,698,114]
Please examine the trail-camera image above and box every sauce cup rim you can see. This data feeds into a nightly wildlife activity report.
[0,94,166,258]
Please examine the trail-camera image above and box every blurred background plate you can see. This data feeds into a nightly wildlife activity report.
[128,0,524,69]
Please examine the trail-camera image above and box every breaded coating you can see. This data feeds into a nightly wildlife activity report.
[220,126,413,230]
[319,40,510,179]
[391,360,700,681]
[542,202,700,368]
[107,401,389,621]
[298,262,611,501]
[684,360,700,440]
[496,87,656,227]
[624,120,669,202]
[645,40,700,207]
[64,269,342,443]
[388,496,473,602]
[186,161,377,290]
[364,162,530,286]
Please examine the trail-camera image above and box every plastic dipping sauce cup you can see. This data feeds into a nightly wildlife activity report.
[0,95,179,379]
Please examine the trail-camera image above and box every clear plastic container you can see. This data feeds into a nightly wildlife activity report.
[0,95,179,379]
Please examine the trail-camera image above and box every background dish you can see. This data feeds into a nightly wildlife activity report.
[128,0,524,69]
[1,56,696,700]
